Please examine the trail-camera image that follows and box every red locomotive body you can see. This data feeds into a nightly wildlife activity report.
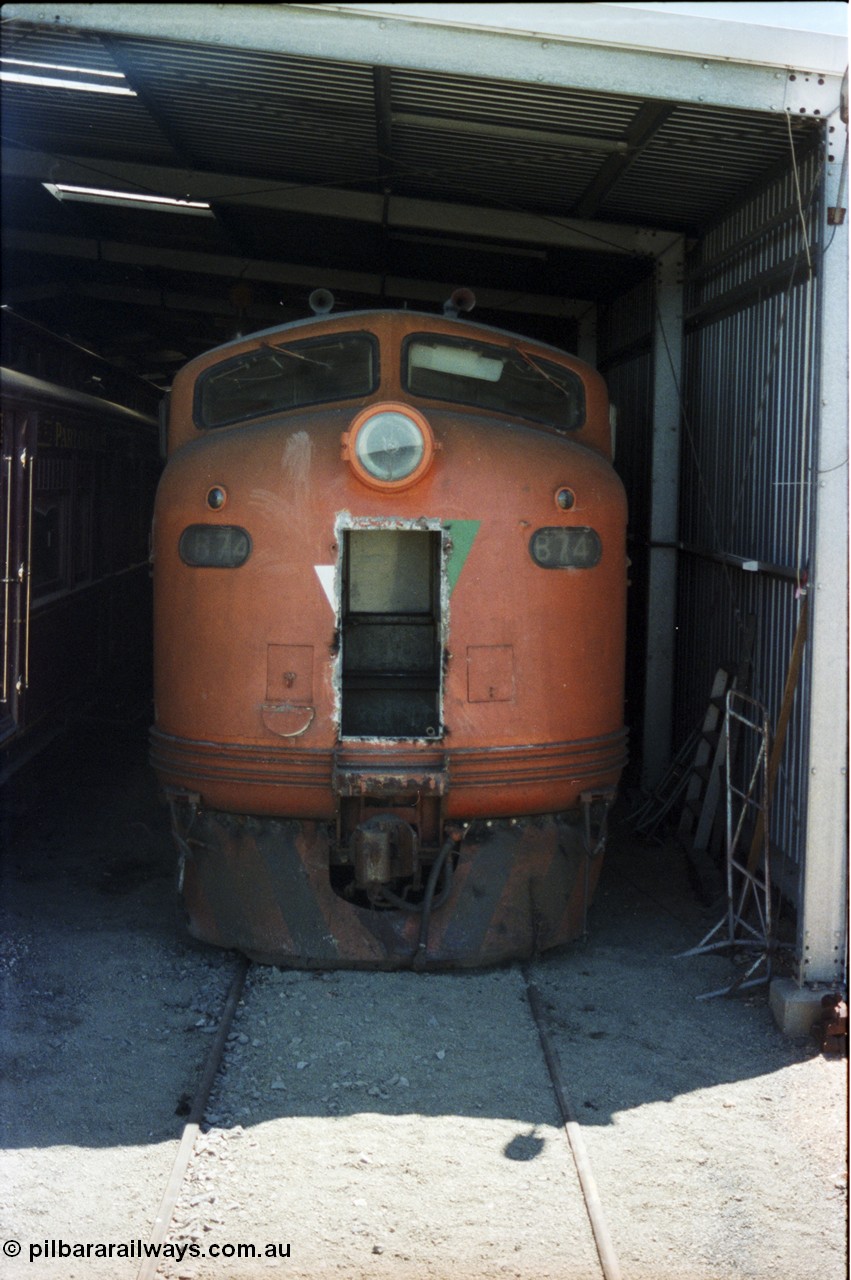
[150,301,627,967]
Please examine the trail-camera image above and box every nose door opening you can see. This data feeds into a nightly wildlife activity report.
[341,528,442,739]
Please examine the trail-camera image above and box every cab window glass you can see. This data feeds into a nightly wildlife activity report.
[403,334,584,431]
[196,332,378,428]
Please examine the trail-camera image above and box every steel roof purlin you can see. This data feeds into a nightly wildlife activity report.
[0,145,684,258]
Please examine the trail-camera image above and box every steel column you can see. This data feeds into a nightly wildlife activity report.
[799,107,848,986]
[641,238,684,789]
[577,305,597,367]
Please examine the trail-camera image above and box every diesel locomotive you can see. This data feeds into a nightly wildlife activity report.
[150,293,628,968]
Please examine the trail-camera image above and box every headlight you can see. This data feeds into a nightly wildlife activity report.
[342,402,436,490]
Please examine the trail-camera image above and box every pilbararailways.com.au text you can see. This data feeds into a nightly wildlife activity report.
[5,1239,292,1264]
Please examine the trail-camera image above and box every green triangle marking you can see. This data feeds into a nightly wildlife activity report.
[444,520,481,595]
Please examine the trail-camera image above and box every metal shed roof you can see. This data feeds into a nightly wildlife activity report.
[1,3,845,382]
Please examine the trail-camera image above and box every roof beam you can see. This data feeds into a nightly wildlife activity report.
[1,4,844,117]
[2,227,591,316]
[2,146,679,258]
[571,100,677,219]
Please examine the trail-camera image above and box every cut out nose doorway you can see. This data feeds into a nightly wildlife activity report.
[341,528,442,739]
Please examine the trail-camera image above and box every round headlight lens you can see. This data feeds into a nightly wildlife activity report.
[356,411,424,481]
[345,403,435,490]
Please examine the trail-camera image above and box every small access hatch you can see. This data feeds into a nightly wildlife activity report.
[341,528,442,738]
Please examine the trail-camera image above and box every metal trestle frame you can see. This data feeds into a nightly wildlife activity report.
[678,691,779,999]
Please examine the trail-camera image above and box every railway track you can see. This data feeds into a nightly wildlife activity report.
[138,957,250,1280]
[137,958,623,1280]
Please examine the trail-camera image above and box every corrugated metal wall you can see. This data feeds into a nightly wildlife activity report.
[597,276,655,773]
[602,146,822,885]
[678,148,820,884]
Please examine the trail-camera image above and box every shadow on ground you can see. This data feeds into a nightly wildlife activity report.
[0,719,824,1151]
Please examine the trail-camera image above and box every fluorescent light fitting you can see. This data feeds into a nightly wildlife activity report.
[2,57,126,77]
[43,183,213,216]
[1,57,136,95]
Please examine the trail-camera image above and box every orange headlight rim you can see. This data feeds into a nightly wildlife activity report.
[344,401,436,491]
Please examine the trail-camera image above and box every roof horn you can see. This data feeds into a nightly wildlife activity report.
[443,288,476,318]
[309,288,335,315]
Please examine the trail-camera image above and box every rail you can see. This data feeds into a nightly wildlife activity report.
[524,974,624,1280]
[136,956,249,1280]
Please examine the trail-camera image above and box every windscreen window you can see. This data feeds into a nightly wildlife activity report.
[195,333,378,428]
[403,334,584,431]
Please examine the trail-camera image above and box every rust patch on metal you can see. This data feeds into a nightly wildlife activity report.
[334,765,448,797]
